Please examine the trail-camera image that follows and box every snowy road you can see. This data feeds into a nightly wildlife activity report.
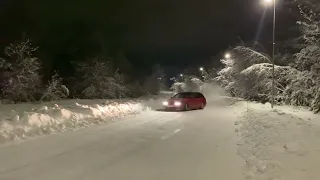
[0,97,245,180]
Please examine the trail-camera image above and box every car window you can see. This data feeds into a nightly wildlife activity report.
[196,93,204,98]
[173,93,191,98]
[191,93,198,98]
[173,92,204,98]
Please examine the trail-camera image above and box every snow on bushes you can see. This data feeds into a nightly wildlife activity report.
[170,82,186,92]
[72,58,128,99]
[184,77,203,92]
[215,45,320,113]
[226,62,320,110]
[170,76,203,93]
[0,100,147,142]
[40,73,69,101]
[238,63,298,102]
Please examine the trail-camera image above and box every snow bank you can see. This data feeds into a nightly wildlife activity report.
[235,101,320,180]
[0,96,167,143]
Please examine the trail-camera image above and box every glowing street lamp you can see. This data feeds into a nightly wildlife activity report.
[199,67,204,78]
[225,53,231,59]
[263,0,272,5]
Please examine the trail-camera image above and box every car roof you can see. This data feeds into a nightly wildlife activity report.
[177,92,203,94]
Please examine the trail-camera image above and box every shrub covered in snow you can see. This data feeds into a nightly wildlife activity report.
[170,82,186,92]
[170,76,203,93]
[40,73,69,101]
[216,45,320,112]
[184,77,203,92]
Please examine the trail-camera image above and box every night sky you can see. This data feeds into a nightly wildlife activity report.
[0,0,296,76]
[113,0,290,68]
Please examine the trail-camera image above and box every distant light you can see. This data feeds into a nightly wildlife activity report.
[225,53,231,59]
[199,67,204,71]
[157,77,162,80]
[180,74,183,77]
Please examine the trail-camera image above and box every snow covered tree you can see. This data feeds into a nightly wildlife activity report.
[40,72,69,101]
[74,57,127,99]
[293,3,320,72]
[0,39,41,102]
[291,0,320,111]
[215,46,271,97]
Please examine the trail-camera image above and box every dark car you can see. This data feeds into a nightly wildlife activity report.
[162,92,207,111]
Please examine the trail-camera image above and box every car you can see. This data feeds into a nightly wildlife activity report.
[162,92,207,111]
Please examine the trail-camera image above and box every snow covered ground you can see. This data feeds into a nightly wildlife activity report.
[1,92,320,180]
[0,95,245,180]
[235,101,320,180]
[0,92,172,143]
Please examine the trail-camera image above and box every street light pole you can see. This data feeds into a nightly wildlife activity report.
[271,0,276,108]
[199,67,204,79]
[180,74,184,81]
[263,0,276,108]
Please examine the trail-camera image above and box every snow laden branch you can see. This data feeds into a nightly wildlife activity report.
[233,46,272,64]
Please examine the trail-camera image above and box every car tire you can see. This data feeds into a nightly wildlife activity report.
[184,103,190,111]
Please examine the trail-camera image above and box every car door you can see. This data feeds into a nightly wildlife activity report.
[182,93,194,109]
[193,93,203,108]
[188,93,199,109]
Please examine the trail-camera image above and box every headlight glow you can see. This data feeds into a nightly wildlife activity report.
[162,101,168,106]
[174,101,181,106]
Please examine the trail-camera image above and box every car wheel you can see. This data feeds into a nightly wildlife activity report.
[184,103,190,111]
[200,103,205,109]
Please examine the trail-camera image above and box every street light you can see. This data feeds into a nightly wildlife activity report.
[263,0,276,108]
[180,74,184,81]
[263,0,272,4]
[199,67,204,78]
[225,53,231,59]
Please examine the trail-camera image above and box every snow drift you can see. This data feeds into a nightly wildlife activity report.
[0,97,166,143]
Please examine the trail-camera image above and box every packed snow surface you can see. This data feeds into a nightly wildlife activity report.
[0,95,245,180]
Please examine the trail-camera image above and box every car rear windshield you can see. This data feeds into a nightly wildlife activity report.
[173,92,204,98]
